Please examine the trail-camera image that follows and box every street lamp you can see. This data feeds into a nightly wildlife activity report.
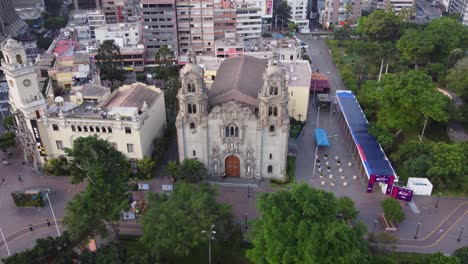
[457,225,464,243]
[414,222,421,239]
[202,225,216,264]
[244,214,248,231]
[435,192,441,208]
[0,225,11,256]
[45,192,61,236]
[372,219,378,233]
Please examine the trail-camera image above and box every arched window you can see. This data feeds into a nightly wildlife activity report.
[96,127,100,132]
[89,126,94,132]
[16,54,22,64]
[225,125,239,138]
[235,127,239,137]
[268,165,273,173]
[187,83,195,93]
[269,125,275,132]
[270,86,278,95]
[188,103,197,114]
[281,55,285,60]
[102,127,107,133]
[77,126,82,132]
[268,107,278,117]
[190,122,196,129]
[108,127,113,133]
[83,126,88,132]
[71,125,76,132]
[225,127,229,137]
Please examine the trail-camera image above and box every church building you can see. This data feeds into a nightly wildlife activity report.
[176,51,290,180]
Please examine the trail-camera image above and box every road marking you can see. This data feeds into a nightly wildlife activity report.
[396,211,467,248]
[399,202,467,241]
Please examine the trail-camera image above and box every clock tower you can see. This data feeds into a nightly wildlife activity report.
[0,38,47,167]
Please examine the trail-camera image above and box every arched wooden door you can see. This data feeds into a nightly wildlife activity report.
[225,155,240,177]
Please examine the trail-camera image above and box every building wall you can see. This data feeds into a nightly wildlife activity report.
[138,90,167,156]
[288,85,309,121]
[322,0,362,28]
[74,0,101,9]
[213,0,237,39]
[236,3,263,40]
[102,0,136,23]
[94,22,142,48]
[176,0,215,55]
[141,0,178,61]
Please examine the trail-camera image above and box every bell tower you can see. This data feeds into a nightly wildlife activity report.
[0,38,47,168]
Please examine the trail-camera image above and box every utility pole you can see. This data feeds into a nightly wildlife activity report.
[202,225,216,264]
[45,192,61,236]
[0,225,10,256]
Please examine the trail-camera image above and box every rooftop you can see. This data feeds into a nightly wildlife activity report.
[282,60,311,88]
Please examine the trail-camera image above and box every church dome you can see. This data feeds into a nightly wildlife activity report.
[3,38,22,50]
[54,96,64,104]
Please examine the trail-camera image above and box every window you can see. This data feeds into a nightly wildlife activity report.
[52,124,59,131]
[188,103,197,114]
[130,160,138,169]
[187,83,195,92]
[268,165,273,173]
[269,154,273,159]
[102,127,107,133]
[269,125,275,132]
[108,127,113,133]
[127,144,134,153]
[83,126,88,132]
[56,140,63,150]
[193,150,196,156]
[190,123,196,129]
[16,54,22,64]
[96,127,100,132]
[125,127,132,134]
[268,107,278,116]
[89,126,94,132]
[270,86,278,95]
[71,125,76,132]
[77,126,82,132]
[225,125,239,137]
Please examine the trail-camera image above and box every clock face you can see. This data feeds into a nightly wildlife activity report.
[23,79,31,87]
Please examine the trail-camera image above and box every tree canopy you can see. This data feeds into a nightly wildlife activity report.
[355,10,401,42]
[0,131,16,151]
[95,40,126,88]
[273,0,291,28]
[63,136,130,241]
[140,182,241,260]
[246,184,368,264]
[380,198,405,223]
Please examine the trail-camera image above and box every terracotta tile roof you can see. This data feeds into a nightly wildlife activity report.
[103,82,161,110]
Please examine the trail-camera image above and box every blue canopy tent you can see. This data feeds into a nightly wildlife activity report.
[314,128,330,147]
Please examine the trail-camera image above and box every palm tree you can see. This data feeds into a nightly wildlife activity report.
[167,160,179,180]
[179,159,207,183]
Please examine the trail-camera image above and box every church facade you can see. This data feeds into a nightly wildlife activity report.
[176,51,290,180]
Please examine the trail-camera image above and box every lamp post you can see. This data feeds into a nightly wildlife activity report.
[45,192,61,236]
[457,225,464,242]
[244,214,248,231]
[202,225,216,264]
[0,225,10,256]
[435,192,441,208]
[372,219,378,233]
[414,222,421,239]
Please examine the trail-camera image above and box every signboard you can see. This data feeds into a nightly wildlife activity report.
[266,0,273,15]
[30,120,46,157]
[391,185,414,202]
[367,174,395,194]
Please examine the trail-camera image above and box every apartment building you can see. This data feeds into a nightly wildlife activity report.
[101,0,137,23]
[235,2,263,40]
[373,0,414,12]
[213,0,237,39]
[320,0,362,28]
[176,0,215,55]
[141,0,178,62]
[287,0,310,32]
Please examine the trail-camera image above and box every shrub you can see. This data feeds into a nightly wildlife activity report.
[11,192,45,207]
[43,157,70,176]
[136,73,147,82]
[129,182,138,191]
[270,156,295,186]
[380,198,405,223]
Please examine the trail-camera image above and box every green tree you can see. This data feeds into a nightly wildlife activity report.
[137,157,156,179]
[355,10,401,42]
[80,243,126,264]
[394,140,433,163]
[43,17,67,30]
[273,0,291,29]
[36,37,54,50]
[177,159,208,183]
[397,28,435,68]
[427,142,467,190]
[155,45,175,64]
[453,246,468,263]
[333,24,352,41]
[368,123,394,151]
[166,160,179,179]
[2,116,14,131]
[140,182,241,260]
[95,40,125,88]
[63,136,130,241]
[444,67,468,96]
[403,155,430,178]
[336,196,359,220]
[380,198,405,223]
[0,131,16,151]
[2,231,77,264]
[425,252,461,264]
[287,23,298,32]
[247,184,369,263]
[164,77,181,118]
[44,156,70,176]
[447,49,464,67]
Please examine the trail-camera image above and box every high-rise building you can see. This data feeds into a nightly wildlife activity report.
[0,0,28,38]
[74,0,102,9]
[141,0,178,61]
[102,0,137,23]
[176,0,215,55]
[247,0,273,30]
[235,2,263,40]
[287,0,310,32]
[320,0,362,28]
[448,0,468,25]
[213,0,237,39]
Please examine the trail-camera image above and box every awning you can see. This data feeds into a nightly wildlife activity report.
[315,128,330,147]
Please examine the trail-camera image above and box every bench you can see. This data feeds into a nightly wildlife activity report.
[380,213,397,231]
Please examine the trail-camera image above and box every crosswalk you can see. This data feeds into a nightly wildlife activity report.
[0,87,8,93]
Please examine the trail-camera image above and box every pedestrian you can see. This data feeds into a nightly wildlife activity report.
[46,219,51,226]
[18,175,23,182]
[2,177,5,184]
[333,109,336,115]
[29,224,33,231]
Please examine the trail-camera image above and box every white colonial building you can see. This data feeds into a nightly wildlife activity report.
[176,51,289,180]
[0,38,167,169]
